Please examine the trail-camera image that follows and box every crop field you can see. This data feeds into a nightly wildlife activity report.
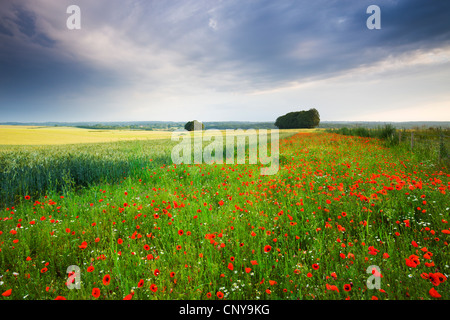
[0,125,174,145]
[0,127,448,300]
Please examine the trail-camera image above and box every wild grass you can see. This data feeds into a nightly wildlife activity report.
[327,125,449,169]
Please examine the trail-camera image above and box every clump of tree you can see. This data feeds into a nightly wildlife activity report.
[184,120,205,131]
[274,108,320,129]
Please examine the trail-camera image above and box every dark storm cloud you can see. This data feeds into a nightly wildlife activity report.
[0,53,120,121]
[0,0,449,122]
[3,0,450,91]
[0,3,123,120]
[189,0,450,88]
[0,21,14,37]
[379,0,450,47]
[15,7,36,38]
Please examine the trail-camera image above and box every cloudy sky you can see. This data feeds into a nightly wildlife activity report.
[1,0,449,123]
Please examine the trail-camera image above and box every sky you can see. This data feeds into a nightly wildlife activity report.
[0,0,449,123]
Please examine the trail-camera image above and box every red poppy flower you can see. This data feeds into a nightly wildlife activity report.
[429,287,441,298]
[78,241,88,249]
[326,283,339,293]
[87,266,94,272]
[102,274,111,286]
[150,284,158,292]
[216,291,224,299]
[343,284,352,292]
[138,279,144,288]
[435,273,447,284]
[405,255,420,268]
[264,245,272,253]
[2,289,12,297]
[92,287,100,298]
[420,273,429,280]
[54,296,66,300]
[429,273,441,286]
[123,293,133,300]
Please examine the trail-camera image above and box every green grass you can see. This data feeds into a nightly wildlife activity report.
[0,139,173,206]
[327,126,450,169]
[0,129,295,206]
[0,130,448,300]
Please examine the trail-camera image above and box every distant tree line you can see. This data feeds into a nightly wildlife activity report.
[274,108,320,129]
[318,122,450,130]
[203,122,276,130]
[76,123,184,131]
[75,121,278,131]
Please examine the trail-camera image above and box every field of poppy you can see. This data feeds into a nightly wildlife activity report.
[0,130,448,300]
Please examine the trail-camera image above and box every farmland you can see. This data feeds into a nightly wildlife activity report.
[0,126,448,300]
[0,125,174,145]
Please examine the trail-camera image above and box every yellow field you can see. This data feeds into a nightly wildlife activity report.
[0,126,315,146]
[0,126,173,145]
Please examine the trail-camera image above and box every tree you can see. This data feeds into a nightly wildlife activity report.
[274,108,320,129]
[184,120,205,131]
[305,108,320,128]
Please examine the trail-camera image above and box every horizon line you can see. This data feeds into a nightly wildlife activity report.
[1,120,450,124]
